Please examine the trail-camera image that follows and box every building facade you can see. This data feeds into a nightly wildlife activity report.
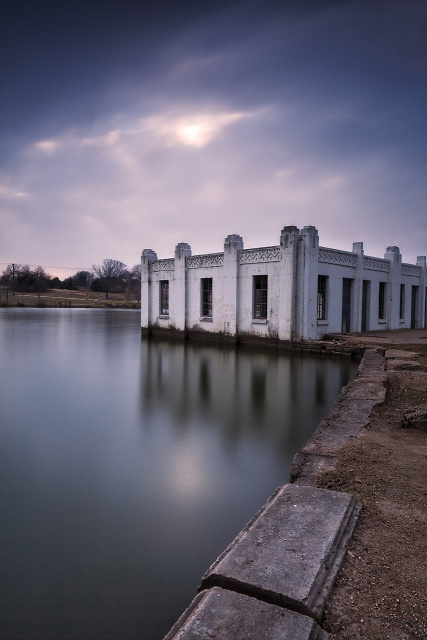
[141,226,427,342]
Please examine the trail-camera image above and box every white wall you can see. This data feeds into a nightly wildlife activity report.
[142,227,427,341]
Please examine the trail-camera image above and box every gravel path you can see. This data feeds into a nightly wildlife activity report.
[318,330,427,640]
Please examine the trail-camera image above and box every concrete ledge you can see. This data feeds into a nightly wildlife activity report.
[290,348,387,485]
[164,587,328,640]
[199,484,361,623]
[141,331,363,357]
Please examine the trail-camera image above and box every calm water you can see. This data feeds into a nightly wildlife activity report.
[0,309,357,639]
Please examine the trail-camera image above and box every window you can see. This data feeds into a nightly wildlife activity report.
[317,276,327,320]
[378,282,386,320]
[253,275,268,319]
[201,278,212,317]
[159,280,169,315]
[399,284,405,319]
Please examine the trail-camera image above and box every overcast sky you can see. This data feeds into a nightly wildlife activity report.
[1,0,426,278]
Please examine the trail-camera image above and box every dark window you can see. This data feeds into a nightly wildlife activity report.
[378,282,386,320]
[317,276,327,320]
[342,278,352,333]
[361,280,370,332]
[399,284,405,319]
[201,278,213,317]
[253,275,268,319]
[160,280,169,315]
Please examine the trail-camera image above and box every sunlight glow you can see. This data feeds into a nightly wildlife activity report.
[145,110,248,147]
[35,140,62,153]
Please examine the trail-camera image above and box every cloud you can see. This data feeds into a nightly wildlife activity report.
[34,140,63,153]
[0,177,29,200]
[1,2,426,275]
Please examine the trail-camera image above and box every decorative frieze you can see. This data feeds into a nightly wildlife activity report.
[363,256,390,272]
[318,248,357,267]
[187,253,224,269]
[239,246,281,265]
[401,264,421,277]
[151,259,175,272]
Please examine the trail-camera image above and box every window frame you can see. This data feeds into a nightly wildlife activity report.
[159,280,169,316]
[201,278,213,317]
[253,275,268,319]
[378,281,386,320]
[317,275,328,321]
[399,283,405,320]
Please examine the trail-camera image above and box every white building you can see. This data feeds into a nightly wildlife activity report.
[141,226,427,342]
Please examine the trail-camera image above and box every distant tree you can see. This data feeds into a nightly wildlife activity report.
[49,277,63,289]
[91,259,127,299]
[34,266,50,293]
[0,264,16,293]
[90,278,104,293]
[72,270,91,287]
[1,264,50,294]
[127,264,141,301]
[63,277,74,290]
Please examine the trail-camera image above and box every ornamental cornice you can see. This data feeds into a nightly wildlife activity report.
[401,264,421,277]
[363,256,390,272]
[187,253,224,268]
[318,248,357,267]
[151,259,175,272]
[239,246,281,264]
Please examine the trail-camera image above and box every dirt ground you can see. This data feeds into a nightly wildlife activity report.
[319,330,427,640]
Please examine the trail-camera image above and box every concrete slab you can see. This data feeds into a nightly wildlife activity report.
[344,382,386,402]
[199,484,361,622]
[386,359,427,371]
[301,418,368,453]
[164,587,328,640]
[289,452,336,485]
[385,349,419,359]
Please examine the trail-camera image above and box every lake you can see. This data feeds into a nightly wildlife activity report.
[0,308,357,639]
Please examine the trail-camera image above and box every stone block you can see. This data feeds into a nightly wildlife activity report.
[402,405,427,430]
[164,587,328,639]
[385,349,418,359]
[200,484,361,622]
[386,360,427,371]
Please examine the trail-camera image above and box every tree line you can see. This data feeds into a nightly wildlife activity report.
[0,259,141,300]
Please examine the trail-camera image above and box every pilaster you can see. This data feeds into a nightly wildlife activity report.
[416,256,426,328]
[384,246,402,329]
[352,242,364,332]
[173,242,191,334]
[141,249,158,331]
[296,226,319,340]
[223,234,243,337]
[278,226,299,341]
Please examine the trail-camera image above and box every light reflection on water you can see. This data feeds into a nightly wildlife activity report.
[0,309,357,639]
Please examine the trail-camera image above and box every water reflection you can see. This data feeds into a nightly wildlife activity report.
[139,338,356,459]
[0,310,357,640]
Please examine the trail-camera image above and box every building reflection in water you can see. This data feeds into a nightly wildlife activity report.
[140,337,357,465]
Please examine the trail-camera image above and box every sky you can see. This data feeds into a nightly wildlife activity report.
[1,0,426,279]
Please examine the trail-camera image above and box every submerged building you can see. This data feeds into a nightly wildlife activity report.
[141,226,426,343]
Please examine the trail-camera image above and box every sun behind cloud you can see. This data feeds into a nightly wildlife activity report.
[144,110,249,148]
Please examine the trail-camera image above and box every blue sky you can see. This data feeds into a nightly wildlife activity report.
[1,0,426,278]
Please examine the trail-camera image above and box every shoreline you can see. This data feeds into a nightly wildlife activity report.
[164,329,427,639]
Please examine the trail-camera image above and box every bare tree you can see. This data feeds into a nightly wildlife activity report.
[91,259,127,299]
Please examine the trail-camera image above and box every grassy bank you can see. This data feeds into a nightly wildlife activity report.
[0,288,140,309]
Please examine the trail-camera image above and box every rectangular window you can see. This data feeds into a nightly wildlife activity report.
[253,275,268,319]
[342,278,352,333]
[201,278,213,317]
[159,280,169,315]
[317,275,327,320]
[399,284,405,319]
[378,282,386,320]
